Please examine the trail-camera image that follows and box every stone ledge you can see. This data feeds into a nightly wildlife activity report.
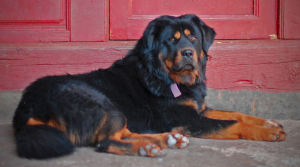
[1,90,299,123]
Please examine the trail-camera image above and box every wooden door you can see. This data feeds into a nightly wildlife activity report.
[110,0,277,40]
[0,0,109,42]
[279,0,300,39]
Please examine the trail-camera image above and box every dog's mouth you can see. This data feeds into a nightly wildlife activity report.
[164,58,200,85]
[182,64,194,71]
[172,63,196,72]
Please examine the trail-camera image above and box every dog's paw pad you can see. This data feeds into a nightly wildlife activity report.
[167,133,189,149]
[167,134,177,147]
[181,142,188,148]
[139,144,163,157]
[174,133,182,138]
[139,146,148,156]
[145,144,152,150]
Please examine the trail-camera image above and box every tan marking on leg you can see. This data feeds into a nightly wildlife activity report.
[69,134,76,144]
[110,126,127,141]
[47,119,66,132]
[105,128,164,156]
[102,127,189,156]
[69,131,82,145]
[204,109,267,126]
[199,102,206,113]
[171,126,191,137]
[26,118,66,132]
[107,145,127,155]
[94,113,108,143]
[202,122,286,141]
[27,118,45,126]
[122,129,167,147]
[122,129,189,149]
[179,99,198,110]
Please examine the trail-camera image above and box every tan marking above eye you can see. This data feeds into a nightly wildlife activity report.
[174,31,181,39]
[184,29,191,36]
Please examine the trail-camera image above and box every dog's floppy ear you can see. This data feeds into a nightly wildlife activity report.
[189,15,216,53]
[141,16,173,50]
[141,21,156,50]
[130,16,174,97]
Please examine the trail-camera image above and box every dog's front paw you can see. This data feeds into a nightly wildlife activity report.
[264,128,287,142]
[248,126,287,142]
[167,133,189,149]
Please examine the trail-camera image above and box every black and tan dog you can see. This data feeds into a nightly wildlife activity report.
[13,14,287,159]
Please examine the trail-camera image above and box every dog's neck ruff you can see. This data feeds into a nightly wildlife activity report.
[170,83,181,98]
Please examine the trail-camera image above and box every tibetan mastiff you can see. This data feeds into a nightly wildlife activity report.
[13,14,287,159]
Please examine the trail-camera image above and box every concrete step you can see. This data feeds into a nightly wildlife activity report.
[1,89,300,123]
[1,120,299,167]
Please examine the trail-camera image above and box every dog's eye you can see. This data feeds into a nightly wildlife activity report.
[190,36,196,41]
[169,38,175,42]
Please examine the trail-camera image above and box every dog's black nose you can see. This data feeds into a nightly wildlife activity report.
[182,49,193,58]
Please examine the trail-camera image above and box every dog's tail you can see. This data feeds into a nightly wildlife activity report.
[14,125,74,159]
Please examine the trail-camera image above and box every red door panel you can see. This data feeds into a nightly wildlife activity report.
[279,0,300,39]
[0,0,63,21]
[0,0,109,42]
[132,0,253,15]
[0,0,68,42]
[110,0,277,40]
[70,0,109,42]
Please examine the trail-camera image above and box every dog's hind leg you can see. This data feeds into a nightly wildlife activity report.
[95,124,189,157]
[95,126,165,157]
[120,129,189,149]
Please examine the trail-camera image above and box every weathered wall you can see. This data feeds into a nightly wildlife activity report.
[1,40,300,91]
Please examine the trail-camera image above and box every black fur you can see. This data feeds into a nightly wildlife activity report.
[16,125,74,159]
[13,14,235,159]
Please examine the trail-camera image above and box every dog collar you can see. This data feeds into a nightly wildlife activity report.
[170,83,181,98]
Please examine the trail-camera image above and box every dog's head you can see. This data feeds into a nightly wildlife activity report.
[129,14,215,96]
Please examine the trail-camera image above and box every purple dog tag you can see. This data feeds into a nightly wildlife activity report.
[170,83,181,98]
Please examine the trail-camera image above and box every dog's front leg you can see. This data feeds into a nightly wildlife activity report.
[198,109,287,141]
[168,104,287,142]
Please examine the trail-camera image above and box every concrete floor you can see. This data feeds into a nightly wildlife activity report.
[1,120,299,167]
[1,90,300,166]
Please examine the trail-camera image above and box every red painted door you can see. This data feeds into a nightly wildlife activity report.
[0,0,109,42]
[279,0,300,39]
[110,0,277,40]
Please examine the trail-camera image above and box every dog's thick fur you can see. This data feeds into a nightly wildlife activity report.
[13,14,287,159]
